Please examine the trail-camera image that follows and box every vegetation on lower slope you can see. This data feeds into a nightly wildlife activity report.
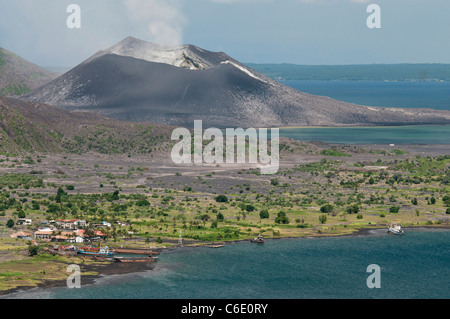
[0,97,174,155]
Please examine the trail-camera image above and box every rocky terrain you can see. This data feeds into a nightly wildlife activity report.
[21,37,450,128]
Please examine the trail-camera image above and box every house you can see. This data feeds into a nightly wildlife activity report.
[117,221,130,227]
[101,221,112,228]
[16,219,32,226]
[38,225,57,232]
[34,227,104,243]
[34,230,53,241]
[55,219,88,230]
[75,229,105,242]
[10,231,32,240]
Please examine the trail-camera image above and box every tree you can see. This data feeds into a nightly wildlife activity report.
[275,211,290,224]
[319,214,327,224]
[217,212,224,221]
[56,187,66,203]
[6,219,14,228]
[446,208,450,215]
[28,245,39,257]
[270,179,279,186]
[245,204,255,212]
[411,198,418,205]
[346,204,360,214]
[320,204,334,214]
[110,190,120,201]
[443,195,450,207]
[136,199,150,207]
[259,209,270,219]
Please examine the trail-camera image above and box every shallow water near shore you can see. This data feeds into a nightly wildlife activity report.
[7,229,450,299]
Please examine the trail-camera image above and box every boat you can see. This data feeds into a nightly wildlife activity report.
[250,235,264,243]
[387,223,404,235]
[78,246,115,257]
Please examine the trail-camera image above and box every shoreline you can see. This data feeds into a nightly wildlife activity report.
[277,124,450,129]
[2,224,449,298]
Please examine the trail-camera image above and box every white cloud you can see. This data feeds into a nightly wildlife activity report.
[124,0,187,46]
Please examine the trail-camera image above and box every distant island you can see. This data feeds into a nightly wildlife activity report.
[245,63,450,82]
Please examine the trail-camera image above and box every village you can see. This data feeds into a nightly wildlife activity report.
[7,218,162,263]
[10,218,125,244]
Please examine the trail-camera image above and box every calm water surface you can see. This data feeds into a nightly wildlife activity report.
[7,229,450,299]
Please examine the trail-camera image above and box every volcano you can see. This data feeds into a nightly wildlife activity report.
[21,36,450,128]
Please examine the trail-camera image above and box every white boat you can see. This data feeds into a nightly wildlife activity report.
[387,223,404,235]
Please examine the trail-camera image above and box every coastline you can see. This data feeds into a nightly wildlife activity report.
[2,224,449,298]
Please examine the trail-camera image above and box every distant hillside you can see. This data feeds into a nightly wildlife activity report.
[245,63,450,82]
[0,97,173,155]
[0,47,59,97]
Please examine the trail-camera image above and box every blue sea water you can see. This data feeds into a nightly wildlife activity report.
[278,80,450,144]
[279,125,450,145]
[8,229,450,299]
[281,80,450,110]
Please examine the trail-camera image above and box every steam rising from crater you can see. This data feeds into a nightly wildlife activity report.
[124,0,186,46]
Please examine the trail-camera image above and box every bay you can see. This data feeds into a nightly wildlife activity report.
[278,80,450,144]
[281,80,450,110]
[279,125,450,144]
[8,229,450,299]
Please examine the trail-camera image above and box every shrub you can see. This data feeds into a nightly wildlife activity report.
[319,214,327,224]
[215,195,228,203]
[270,179,279,186]
[389,206,400,214]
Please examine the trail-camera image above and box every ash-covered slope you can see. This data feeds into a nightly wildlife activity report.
[22,37,450,128]
[0,47,59,96]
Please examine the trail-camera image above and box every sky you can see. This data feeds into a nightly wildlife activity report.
[0,0,449,68]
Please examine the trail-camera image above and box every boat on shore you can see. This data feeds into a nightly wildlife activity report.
[250,235,264,243]
[387,223,404,235]
[78,246,115,257]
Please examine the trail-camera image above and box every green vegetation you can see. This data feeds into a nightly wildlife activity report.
[0,83,31,96]
[320,149,351,157]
